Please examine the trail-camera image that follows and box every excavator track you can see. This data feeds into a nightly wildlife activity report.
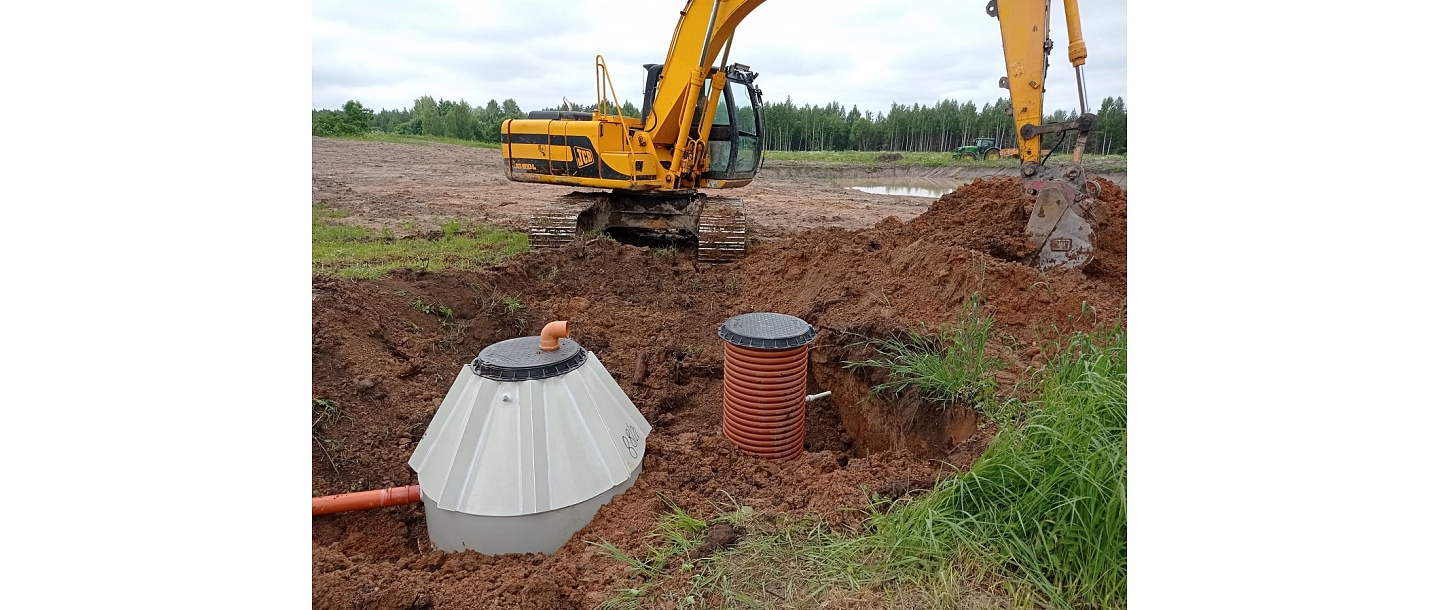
[696,197,747,263]
[527,192,746,262]
[527,194,601,250]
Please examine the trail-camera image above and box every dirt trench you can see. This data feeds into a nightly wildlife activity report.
[311,165,1127,608]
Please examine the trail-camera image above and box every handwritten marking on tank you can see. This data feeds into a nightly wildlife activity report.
[621,424,641,458]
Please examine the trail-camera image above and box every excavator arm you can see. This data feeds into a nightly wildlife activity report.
[648,0,1095,165]
[642,0,1101,267]
[988,0,1102,268]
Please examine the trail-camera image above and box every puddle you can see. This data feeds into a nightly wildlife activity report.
[835,178,964,199]
[846,185,951,198]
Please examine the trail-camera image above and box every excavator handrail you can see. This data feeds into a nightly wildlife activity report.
[594,55,637,188]
[593,55,620,119]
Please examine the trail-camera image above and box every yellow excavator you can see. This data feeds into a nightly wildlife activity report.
[502,0,1101,269]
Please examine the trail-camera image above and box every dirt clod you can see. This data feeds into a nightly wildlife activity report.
[519,573,574,610]
[683,523,743,564]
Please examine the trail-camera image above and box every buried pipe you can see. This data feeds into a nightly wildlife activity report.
[806,391,832,402]
[312,484,421,516]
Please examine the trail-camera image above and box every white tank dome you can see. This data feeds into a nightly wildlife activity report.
[408,334,650,554]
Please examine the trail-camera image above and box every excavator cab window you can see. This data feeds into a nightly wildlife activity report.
[732,77,761,174]
[700,66,763,181]
[705,88,733,177]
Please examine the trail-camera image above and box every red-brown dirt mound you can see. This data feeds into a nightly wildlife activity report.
[312,177,1127,609]
[734,176,1125,350]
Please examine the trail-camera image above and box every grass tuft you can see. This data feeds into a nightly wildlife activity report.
[844,294,1006,411]
[410,298,453,318]
[590,500,709,583]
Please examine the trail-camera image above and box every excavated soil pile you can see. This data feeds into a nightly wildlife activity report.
[312,177,1127,609]
[908,176,1127,277]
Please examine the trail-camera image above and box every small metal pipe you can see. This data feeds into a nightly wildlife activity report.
[719,32,734,71]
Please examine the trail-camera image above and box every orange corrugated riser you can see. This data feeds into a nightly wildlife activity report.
[722,343,808,460]
[717,311,818,462]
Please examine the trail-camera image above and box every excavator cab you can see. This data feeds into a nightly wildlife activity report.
[642,63,764,183]
[698,65,764,182]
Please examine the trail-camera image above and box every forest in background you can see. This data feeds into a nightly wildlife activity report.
[313,94,1126,155]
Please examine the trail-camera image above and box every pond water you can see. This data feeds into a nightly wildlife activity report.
[834,178,965,199]
[845,185,952,198]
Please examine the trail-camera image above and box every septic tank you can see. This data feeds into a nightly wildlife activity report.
[407,322,650,554]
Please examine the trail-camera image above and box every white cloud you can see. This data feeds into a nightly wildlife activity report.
[313,0,1126,114]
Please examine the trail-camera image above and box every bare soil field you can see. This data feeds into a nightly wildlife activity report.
[310,137,1124,240]
[312,138,934,239]
[311,137,1127,609]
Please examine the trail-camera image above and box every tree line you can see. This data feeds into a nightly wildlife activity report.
[314,94,1125,154]
[762,95,1126,155]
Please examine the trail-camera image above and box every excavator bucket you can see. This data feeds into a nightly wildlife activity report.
[1023,166,1098,270]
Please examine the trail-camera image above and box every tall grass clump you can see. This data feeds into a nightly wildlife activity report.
[843,294,1006,410]
[863,324,1127,609]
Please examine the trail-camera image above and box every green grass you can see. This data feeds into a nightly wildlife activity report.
[493,295,528,332]
[591,500,711,588]
[859,323,1128,609]
[320,132,502,149]
[311,398,343,432]
[763,150,1127,172]
[409,298,453,318]
[593,504,1013,609]
[311,398,347,474]
[312,204,527,278]
[843,294,1008,412]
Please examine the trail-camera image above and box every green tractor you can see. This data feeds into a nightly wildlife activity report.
[952,137,1002,161]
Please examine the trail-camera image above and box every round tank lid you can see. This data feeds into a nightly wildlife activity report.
[718,312,816,350]
[472,336,586,381]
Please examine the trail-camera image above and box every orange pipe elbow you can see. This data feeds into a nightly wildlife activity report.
[312,484,422,516]
[539,320,570,351]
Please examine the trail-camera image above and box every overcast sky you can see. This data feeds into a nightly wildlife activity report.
[313,0,1126,116]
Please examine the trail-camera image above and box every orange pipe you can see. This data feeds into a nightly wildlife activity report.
[312,484,422,516]
[539,320,570,351]
[722,422,804,459]
[720,342,810,462]
[724,416,805,439]
[719,399,804,422]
